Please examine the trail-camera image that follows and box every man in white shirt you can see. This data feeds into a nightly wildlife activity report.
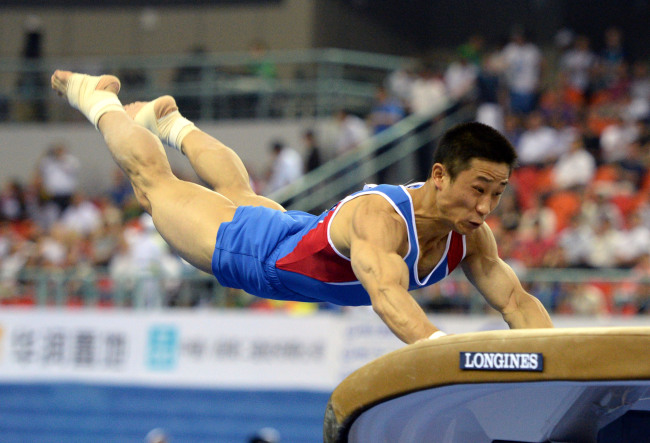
[501,29,544,114]
[552,137,596,190]
[38,143,80,213]
[264,140,304,195]
[516,112,559,166]
[559,35,596,94]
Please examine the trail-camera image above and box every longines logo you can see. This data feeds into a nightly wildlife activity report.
[460,351,543,372]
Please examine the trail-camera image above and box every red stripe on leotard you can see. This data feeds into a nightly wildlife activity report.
[275,209,357,283]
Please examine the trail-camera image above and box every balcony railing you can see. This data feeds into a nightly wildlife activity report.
[2,267,649,316]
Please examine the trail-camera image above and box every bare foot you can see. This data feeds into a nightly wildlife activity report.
[124,96,178,120]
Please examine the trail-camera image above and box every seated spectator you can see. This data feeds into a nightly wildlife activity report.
[584,217,626,268]
[552,137,596,190]
[444,55,478,101]
[518,194,557,241]
[408,63,448,116]
[616,211,650,268]
[557,215,594,268]
[579,187,625,230]
[599,115,639,163]
[559,34,596,96]
[59,192,102,237]
[516,111,560,166]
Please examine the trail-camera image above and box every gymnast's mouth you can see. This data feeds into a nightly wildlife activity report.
[467,220,483,229]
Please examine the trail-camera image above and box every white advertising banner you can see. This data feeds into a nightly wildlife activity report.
[0,309,648,390]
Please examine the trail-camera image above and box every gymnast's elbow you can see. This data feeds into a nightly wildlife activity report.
[501,289,554,329]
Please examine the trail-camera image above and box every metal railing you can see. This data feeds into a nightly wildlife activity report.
[0,48,416,122]
[268,100,476,212]
[2,267,649,315]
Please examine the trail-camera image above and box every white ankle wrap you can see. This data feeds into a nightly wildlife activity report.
[66,74,123,129]
[134,99,196,154]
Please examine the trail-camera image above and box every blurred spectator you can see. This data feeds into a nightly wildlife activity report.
[502,114,523,147]
[559,34,596,96]
[475,48,506,132]
[516,112,559,166]
[580,187,625,230]
[109,214,182,308]
[0,226,34,299]
[599,115,639,163]
[408,63,448,116]
[598,27,627,89]
[618,139,647,190]
[617,211,650,268]
[492,190,520,231]
[37,143,80,215]
[552,137,596,190]
[386,62,415,109]
[457,34,485,67]
[557,215,594,268]
[368,85,405,183]
[0,179,30,222]
[107,167,135,208]
[334,109,368,156]
[264,139,303,195]
[564,282,609,315]
[518,194,557,241]
[630,61,650,104]
[302,129,322,173]
[247,39,277,81]
[35,223,68,269]
[584,217,625,268]
[409,63,448,181]
[59,192,102,237]
[444,55,478,101]
[501,27,544,115]
[369,85,405,136]
[244,39,277,118]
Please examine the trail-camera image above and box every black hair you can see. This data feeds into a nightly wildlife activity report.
[432,121,517,180]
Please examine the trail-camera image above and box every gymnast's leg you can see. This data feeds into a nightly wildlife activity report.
[51,70,237,273]
[124,96,285,211]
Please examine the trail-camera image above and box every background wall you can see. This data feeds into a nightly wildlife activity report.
[2,1,648,60]
[0,0,316,58]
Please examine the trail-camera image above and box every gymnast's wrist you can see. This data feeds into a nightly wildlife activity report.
[428,330,447,340]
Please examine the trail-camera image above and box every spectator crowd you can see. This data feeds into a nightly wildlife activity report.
[1,25,649,317]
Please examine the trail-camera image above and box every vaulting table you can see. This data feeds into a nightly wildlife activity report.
[324,327,650,443]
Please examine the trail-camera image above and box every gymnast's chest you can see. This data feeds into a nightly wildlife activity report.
[415,238,448,280]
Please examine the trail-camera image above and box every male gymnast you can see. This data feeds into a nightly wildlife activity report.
[51,70,553,344]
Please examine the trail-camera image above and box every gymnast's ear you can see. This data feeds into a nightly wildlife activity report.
[431,163,446,189]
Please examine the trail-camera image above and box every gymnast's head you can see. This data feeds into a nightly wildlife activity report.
[428,122,516,231]
[430,121,518,182]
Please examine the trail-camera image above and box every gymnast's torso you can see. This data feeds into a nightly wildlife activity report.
[211,184,466,306]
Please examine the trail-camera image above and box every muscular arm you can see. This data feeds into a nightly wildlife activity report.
[462,224,553,328]
[346,197,440,344]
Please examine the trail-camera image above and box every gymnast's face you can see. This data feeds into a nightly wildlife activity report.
[433,159,509,234]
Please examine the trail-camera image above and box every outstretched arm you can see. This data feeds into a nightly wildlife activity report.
[462,224,553,328]
[347,197,441,344]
